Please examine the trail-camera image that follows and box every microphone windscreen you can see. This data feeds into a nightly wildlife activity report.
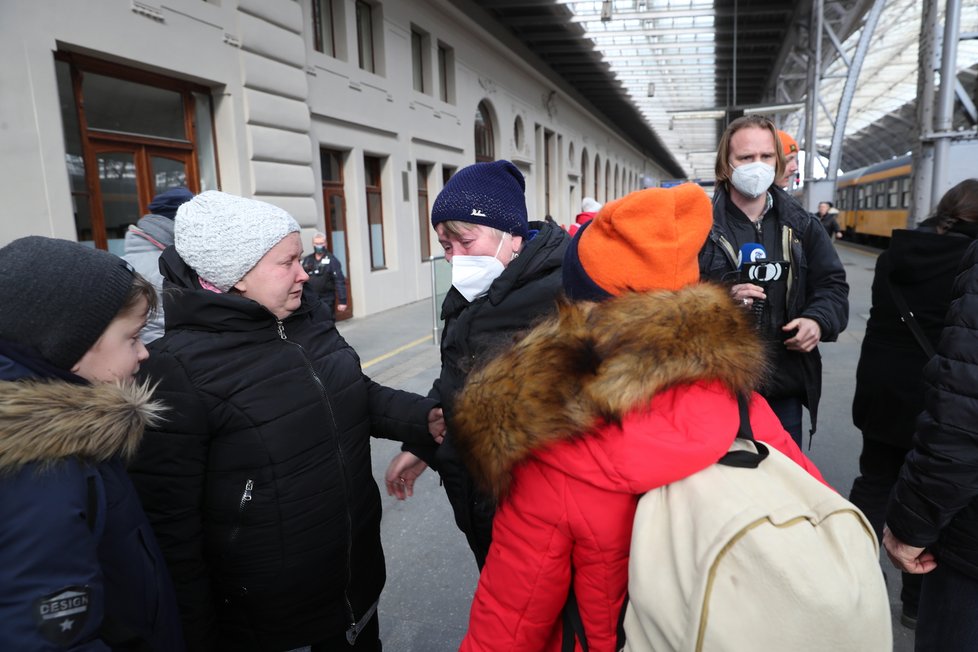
[737,243,767,269]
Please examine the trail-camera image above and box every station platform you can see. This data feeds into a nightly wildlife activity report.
[337,241,914,651]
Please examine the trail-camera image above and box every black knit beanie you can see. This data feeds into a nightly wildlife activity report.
[0,236,135,370]
[430,160,529,238]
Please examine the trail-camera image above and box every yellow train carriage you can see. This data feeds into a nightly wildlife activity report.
[835,155,911,241]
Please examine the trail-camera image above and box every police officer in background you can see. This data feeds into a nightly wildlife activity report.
[302,232,348,316]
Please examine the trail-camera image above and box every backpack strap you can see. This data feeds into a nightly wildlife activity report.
[882,255,937,358]
[717,393,769,468]
[561,569,589,652]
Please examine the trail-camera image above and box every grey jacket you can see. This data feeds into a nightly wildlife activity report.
[123,214,174,343]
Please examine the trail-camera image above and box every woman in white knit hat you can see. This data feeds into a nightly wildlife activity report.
[128,191,444,652]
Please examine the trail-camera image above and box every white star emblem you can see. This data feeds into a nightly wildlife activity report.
[60,619,74,632]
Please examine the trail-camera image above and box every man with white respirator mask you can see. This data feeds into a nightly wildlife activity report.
[699,116,848,448]
[384,159,569,568]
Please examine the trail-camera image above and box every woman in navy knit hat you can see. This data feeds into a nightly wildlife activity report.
[384,159,571,568]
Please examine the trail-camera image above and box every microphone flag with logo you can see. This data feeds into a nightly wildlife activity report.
[736,243,788,335]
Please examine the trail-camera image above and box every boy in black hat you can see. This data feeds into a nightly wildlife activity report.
[0,236,184,651]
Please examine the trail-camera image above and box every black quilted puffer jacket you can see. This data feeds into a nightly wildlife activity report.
[130,247,437,651]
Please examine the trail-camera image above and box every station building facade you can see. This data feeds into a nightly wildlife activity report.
[0,0,674,317]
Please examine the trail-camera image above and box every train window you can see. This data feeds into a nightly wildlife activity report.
[857,186,867,209]
[888,180,899,208]
[875,182,886,209]
[901,178,911,208]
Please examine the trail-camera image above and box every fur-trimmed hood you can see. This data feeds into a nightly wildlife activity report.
[452,283,767,499]
[0,380,163,471]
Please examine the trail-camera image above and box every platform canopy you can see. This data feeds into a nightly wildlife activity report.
[464,0,978,180]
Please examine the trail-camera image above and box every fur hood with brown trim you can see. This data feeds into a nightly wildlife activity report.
[452,283,767,499]
[0,380,163,472]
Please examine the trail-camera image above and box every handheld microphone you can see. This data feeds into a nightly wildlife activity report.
[737,243,768,331]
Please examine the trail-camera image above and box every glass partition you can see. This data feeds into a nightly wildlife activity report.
[429,254,450,346]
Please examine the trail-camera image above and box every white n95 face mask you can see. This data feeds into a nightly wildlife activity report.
[451,256,505,302]
[451,234,507,302]
[730,162,776,199]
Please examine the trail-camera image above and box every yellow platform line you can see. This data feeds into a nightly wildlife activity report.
[361,334,434,370]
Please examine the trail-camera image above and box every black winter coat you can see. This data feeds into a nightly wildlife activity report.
[406,221,569,568]
[302,251,347,307]
[888,240,978,580]
[130,247,436,651]
[853,226,976,448]
[699,185,849,435]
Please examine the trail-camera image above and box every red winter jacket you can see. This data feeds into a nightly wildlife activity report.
[451,286,826,652]
[567,210,597,237]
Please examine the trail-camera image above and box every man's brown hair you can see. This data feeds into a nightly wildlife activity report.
[715,116,786,185]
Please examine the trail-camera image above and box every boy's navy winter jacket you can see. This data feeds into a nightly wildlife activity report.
[0,343,184,651]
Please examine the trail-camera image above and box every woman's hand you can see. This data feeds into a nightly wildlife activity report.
[883,526,937,574]
[385,451,428,500]
[428,407,446,444]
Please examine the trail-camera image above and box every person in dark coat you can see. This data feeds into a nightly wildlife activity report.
[884,237,978,649]
[127,191,444,652]
[850,178,978,629]
[699,116,849,446]
[383,160,570,569]
[0,236,184,651]
[302,231,348,317]
[815,201,842,240]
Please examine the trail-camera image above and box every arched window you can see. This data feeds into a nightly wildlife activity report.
[594,154,601,200]
[474,101,495,162]
[581,149,589,200]
[614,164,620,198]
[604,160,611,201]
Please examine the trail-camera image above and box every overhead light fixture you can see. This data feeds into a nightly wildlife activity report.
[601,0,613,21]
[742,102,805,116]
[667,109,726,120]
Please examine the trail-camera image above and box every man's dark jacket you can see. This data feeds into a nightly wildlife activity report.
[699,184,849,435]
[302,251,347,309]
[887,240,978,580]
[406,221,569,568]
[130,247,436,651]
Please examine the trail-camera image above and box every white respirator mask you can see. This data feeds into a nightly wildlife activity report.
[730,162,776,199]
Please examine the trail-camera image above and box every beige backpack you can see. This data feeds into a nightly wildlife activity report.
[622,399,892,652]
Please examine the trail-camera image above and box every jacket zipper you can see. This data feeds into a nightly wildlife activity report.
[228,479,254,555]
[275,319,357,631]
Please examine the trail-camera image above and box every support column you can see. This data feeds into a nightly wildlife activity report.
[931,0,963,207]
[910,0,940,224]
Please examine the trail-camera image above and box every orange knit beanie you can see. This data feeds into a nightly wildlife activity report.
[562,183,713,300]
[778,130,799,156]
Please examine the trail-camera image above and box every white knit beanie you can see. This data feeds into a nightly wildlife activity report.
[175,191,300,292]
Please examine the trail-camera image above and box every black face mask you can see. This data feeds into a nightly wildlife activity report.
[314,245,326,254]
